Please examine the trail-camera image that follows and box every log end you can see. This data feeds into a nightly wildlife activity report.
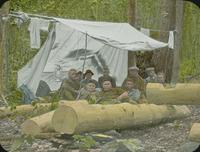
[189,123,200,142]
[52,106,78,134]
[21,120,41,136]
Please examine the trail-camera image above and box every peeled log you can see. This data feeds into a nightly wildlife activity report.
[0,103,51,118]
[21,111,55,135]
[52,103,191,134]
[147,83,200,105]
[21,100,88,135]
[189,123,200,142]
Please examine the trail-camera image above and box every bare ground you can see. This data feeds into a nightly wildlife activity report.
[0,104,200,152]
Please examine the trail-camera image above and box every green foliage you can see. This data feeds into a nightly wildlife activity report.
[179,60,197,82]
[6,89,23,108]
[179,2,200,82]
[10,137,24,152]
[10,0,128,22]
[73,134,97,150]
[10,135,34,152]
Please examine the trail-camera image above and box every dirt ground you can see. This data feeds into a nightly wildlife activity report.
[0,104,200,152]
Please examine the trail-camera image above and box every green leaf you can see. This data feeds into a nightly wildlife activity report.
[10,137,24,152]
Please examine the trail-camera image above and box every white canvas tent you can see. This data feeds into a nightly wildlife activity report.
[18,17,168,96]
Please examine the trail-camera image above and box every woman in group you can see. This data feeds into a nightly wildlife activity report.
[97,79,125,104]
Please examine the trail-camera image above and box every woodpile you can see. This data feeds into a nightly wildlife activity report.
[146,83,200,105]
[17,100,191,136]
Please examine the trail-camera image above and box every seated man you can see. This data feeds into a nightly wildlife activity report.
[157,71,165,84]
[59,69,80,100]
[97,79,124,104]
[122,66,146,101]
[77,79,99,104]
[98,67,116,88]
[118,78,141,104]
[144,67,158,83]
[81,69,98,87]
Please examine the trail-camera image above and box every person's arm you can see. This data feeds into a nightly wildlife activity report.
[117,91,129,100]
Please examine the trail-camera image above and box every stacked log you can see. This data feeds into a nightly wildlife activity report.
[21,100,88,135]
[189,123,200,142]
[52,103,191,134]
[146,83,200,105]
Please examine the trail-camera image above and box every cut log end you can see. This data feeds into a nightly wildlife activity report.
[189,123,200,142]
[21,120,41,135]
[52,106,78,134]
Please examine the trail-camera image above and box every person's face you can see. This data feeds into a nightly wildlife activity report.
[126,81,134,90]
[86,83,96,92]
[129,69,138,77]
[148,70,156,77]
[157,73,165,83]
[102,81,112,91]
[85,73,92,79]
[69,71,78,80]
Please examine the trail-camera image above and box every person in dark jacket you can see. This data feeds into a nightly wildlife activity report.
[59,69,80,100]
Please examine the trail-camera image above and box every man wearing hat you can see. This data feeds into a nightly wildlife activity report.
[145,67,158,83]
[59,68,80,100]
[80,69,98,87]
[122,66,146,101]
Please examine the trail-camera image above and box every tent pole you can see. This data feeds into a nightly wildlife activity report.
[81,33,88,76]
[76,33,88,100]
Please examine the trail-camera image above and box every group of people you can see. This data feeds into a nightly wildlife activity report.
[59,66,165,104]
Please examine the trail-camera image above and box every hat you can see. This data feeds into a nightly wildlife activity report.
[145,67,155,72]
[77,71,83,75]
[84,69,94,76]
[128,66,139,71]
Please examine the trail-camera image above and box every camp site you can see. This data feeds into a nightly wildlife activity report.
[0,0,200,152]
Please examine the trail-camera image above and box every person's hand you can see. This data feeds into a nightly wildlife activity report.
[139,98,148,104]
[117,91,128,100]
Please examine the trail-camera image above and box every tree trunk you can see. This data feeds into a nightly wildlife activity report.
[189,123,200,142]
[152,0,176,82]
[146,83,200,105]
[21,100,88,135]
[128,0,137,68]
[0,1,9,94]
[171,0,184,84]
[52,103,190,134]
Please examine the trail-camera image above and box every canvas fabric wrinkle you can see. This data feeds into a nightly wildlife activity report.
[28,17,50,49]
